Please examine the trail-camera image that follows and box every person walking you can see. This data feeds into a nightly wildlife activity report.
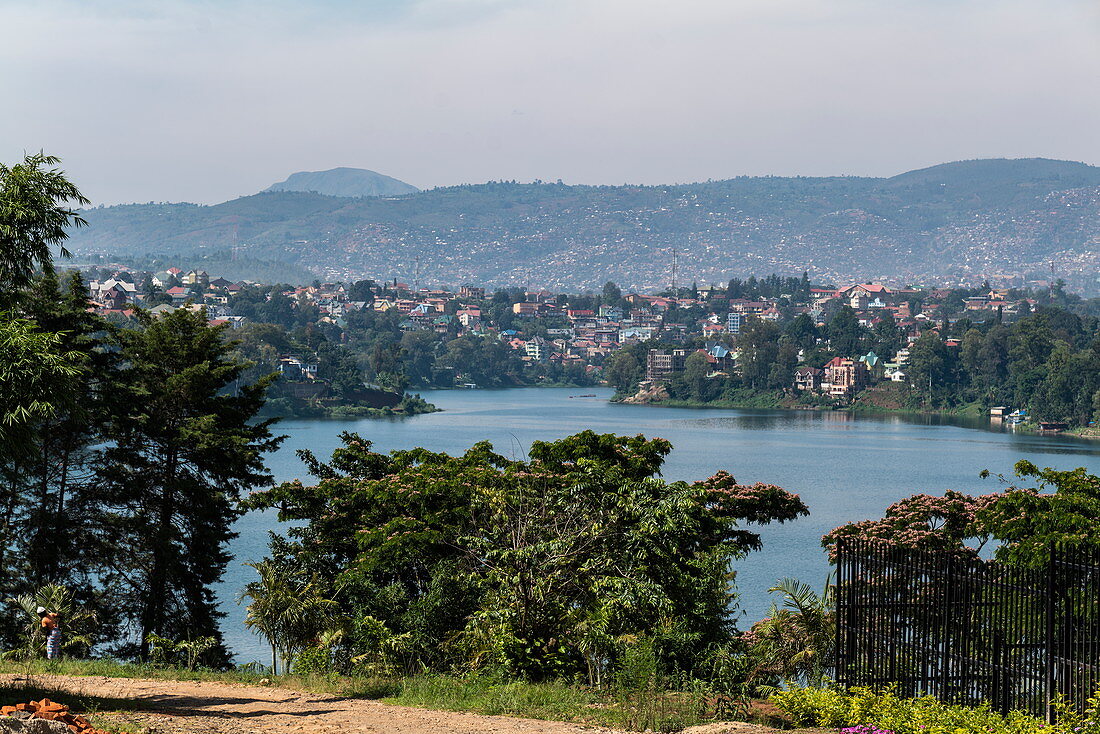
[38,606,61,660]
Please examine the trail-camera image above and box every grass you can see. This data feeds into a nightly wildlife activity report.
[384,674,715,731]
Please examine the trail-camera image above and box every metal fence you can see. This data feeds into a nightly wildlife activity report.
[835,538,1100,721]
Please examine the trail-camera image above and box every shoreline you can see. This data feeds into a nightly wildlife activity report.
[612,391,1096,439]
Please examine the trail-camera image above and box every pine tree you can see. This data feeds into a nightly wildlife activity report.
[16,273,113,586]
[95,308,282,660]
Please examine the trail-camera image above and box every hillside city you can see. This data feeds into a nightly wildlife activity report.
[68,159,1100,296]
[77,263,1091,419]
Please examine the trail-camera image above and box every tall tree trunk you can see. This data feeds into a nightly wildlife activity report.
[140,453,175,659]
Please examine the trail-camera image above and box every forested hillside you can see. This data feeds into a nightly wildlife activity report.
[67,158,1100,292]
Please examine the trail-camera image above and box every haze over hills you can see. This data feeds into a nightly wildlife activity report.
[263,167,419,198]
[69,158,1100,293]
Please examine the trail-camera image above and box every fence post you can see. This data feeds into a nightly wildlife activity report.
[835,537,845,688]
[939,554,953,701]
[992,629,1004,715]
[1045,541,1056,725]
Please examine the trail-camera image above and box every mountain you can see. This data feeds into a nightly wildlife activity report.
[263,167,419,198]
[68,158,1100,293]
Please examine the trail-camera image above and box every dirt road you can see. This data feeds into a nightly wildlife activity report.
[0,674,785,734]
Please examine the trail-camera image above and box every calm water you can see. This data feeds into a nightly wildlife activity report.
[218,387,1100,664]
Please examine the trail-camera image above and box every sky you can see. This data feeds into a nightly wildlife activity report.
[1,0,1098,205]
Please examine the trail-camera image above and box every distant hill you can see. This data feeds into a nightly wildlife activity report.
[264,168,419,198]
[68,158,1100,293]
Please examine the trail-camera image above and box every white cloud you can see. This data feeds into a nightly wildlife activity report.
[1,0,1096,204]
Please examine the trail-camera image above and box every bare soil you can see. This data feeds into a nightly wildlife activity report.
[0,674,818,734]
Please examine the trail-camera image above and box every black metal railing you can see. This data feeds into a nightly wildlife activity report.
[836,538,1100,721]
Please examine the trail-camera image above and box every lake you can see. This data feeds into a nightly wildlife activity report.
[218,387,1100,664]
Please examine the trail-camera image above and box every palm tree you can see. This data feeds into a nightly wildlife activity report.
[239,560,338,675]
[10,583,96,659]
[747,575,835,686]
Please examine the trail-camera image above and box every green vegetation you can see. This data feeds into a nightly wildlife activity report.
[624,302,1100,429]
[0,154,283,663]
[773,685,1064,733]
[0,152,88,296]
[226,283,593,418]
[243,430,807,684]
[825,459,1100,560]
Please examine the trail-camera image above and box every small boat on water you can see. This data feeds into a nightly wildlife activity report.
[569,394,598,398]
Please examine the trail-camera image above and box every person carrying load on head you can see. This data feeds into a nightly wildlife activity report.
[38,606,61,659]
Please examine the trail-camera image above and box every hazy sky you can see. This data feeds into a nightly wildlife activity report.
[2,0,1098,205]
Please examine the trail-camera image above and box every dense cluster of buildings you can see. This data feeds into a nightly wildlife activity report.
[80,264,1043,392]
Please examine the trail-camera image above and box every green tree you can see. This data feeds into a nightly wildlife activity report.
[601,281,623,306]
[247,431,807,680]
[675,351,713,402]
[10,583,97,659]
[825,461,1100,567]
[95,308,282,660]
[13,273,114,587]
[604,348,644,394]
[907,331,949,405]
[826,306,863,357]
[783,314,818,352]
[981,461,1100,567]
[0,153,88,297]
[737,320,780,389]
[745,577,835,686]
[240,560,338,674]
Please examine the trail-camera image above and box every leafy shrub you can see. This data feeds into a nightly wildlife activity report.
[145,634,217,670]
[772,685,1063,734]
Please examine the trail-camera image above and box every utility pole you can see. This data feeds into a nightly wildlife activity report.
[671,247,678,297]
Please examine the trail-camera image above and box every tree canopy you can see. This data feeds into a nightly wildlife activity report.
[0,153,88,295]
[246,430,807,680]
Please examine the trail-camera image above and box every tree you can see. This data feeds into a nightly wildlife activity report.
[94,308,282,660]
[604,347,644,394]
[240,560,338,674]
[908,331,950,405]
[826,306,862,357]
[348,279,376,304]
[246,431,808,680]
[601,281,623,306]
[980,461,1100,567]
[783,314,818,352]
[745,577,835,686]
[737,320,780,389]
[674,351,713,402]
[12,273,114,588]
[0,153,88,297]
[0,315,83,459]
[824,461,1100,568]
[823,490,999,559]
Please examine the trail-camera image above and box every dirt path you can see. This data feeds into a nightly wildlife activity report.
[0,674,790,734]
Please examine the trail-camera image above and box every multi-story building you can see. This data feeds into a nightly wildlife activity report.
[824,357,869,397]
[794,367,823,391]
[512,302,541,316]
[646,348,687,382]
